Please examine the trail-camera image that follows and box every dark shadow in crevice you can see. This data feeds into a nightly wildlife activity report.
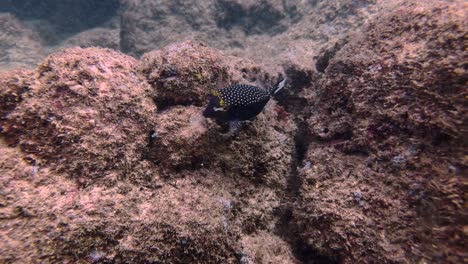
[293,240,341,264]
[274,116,343,264]
[275,206,341,264]
[286,121,310,197]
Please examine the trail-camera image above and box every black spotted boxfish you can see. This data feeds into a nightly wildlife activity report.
[203,78,287,134]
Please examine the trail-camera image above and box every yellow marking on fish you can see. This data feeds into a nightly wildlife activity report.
[211,89,220,96]
[219,98,225,106]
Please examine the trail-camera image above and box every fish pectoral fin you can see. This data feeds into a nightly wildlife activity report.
[213,107,226,112]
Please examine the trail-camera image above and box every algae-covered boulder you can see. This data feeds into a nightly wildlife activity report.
[0,138,242,263]
[1,47,157,182]
[207,101,296,188]
[0,44,299,263]
[0,68,35,118]
[292,1,467,263]
[150,101,296,188]
[148,105,213,170]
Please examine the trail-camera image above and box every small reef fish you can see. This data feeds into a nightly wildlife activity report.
[203,78,287,134]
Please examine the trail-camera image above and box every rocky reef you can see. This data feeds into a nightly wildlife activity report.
[292,1,466,261]
[0,0,382,70]
[0,0,466,263]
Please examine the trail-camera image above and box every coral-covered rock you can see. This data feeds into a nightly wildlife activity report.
[0,135,299,262]
[1,47,157,182]
[293,1,467,263]
[0,44,299,263]
[0,139,241,263]
[294,147,413,263]
[207,101,296,188]
[147,93,296,190]
[0,68,34,119]
[315,1,466,145]
[148,105,213,170]
[240,231,299,264]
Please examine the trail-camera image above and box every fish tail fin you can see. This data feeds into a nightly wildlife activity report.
[269,78,287,95]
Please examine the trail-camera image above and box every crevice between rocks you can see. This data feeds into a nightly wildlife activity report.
[274,86,341,263]
[275,118,341,263]
[287,121,309,197]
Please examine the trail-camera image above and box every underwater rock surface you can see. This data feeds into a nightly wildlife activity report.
[0,13,45,70]
[0,0,466,263]
[0,43,298,263]
[0,0,381,70]
[1,47,157,183]
[290,1,466,263]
